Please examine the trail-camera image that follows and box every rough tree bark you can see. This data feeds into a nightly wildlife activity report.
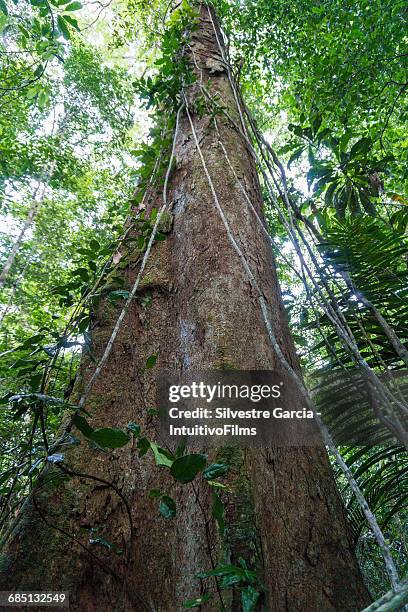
[0,4,371,611]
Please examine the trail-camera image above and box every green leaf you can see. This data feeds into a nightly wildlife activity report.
[37,90,49,110]
[127,422,141,436]
[0,0,8,16]
[202,463,229,480]
[288,123,305,138]
[349,137,371,158]
[64,0,81,9]
[26,86,39,100]
[137,437,150,457]
[287,146,304,167]
[0,393,14,406]
[91,427,130,449]
[324,181,337,207]
[241,586,260,612]
[72,267,89,282]
[0,469,15,486]
[73,413,94,438]
[196,562,258,584]
[170,453,207,483]
[150,442,174,467]
[62,13,79,29]
[220,572,242,587]
[148,488,162,498]
[17,23,30,39]
[89,238,100,251]
[206,480,228,489]
[307,164,333,187]
[0,12,6,33]
[33,64,44,78]
[311,114,322,136]
[20,333,44,349]
[89,536,123,555]
[159,495,176,519]
[146,354,157,369]
[109,289,130,302]
[182,594,211,609]
[140,295,152,308]
[57,14,70,39]
[196,564,243,579]
[339,131,352,152]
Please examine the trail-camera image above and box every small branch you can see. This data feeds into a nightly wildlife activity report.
[361,579,408,612]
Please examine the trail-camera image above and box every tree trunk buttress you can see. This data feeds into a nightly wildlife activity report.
[0,4,371,611]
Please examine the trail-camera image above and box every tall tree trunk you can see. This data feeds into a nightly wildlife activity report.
[0,185,42,287]
[0,112,68,288]
[0,5,371,610]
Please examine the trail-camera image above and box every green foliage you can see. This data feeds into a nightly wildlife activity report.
[0,6,140,530]
[218,0,408,219]
[0,0,82,109]
[159,495,177,519]
[312,216,408,369]
[182,594,212,609]
[89,528,123,555]
[286,123,395,218]
[202,463,229,480]
[90,428,131,449]
[192,558,264,610]
[127,422,141,436]
[218,0,407,144]
[145,353,158,369]
[170,453,207,483]
[132,1,197,112]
